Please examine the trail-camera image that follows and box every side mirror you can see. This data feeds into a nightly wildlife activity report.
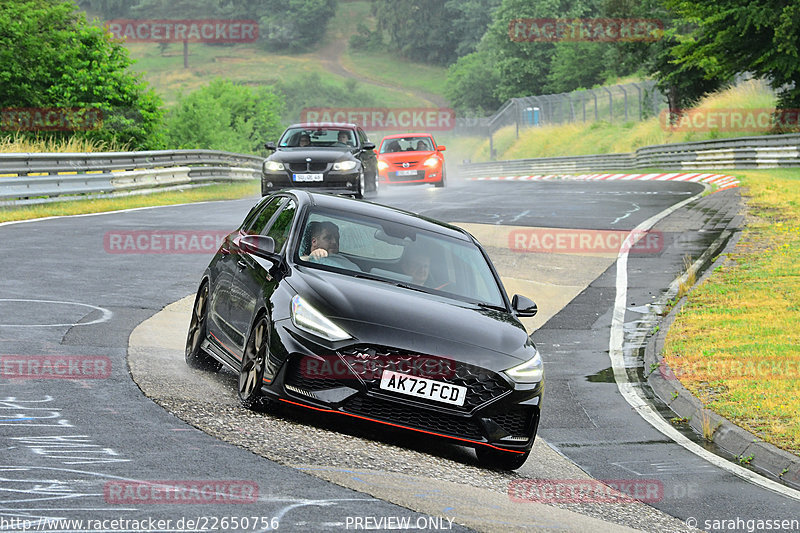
[362,142,376,151]
[239,234,277,260]
[264,141,276,151]
[512,294,537,317]
[437,145,446,151]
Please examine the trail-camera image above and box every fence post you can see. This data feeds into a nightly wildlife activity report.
[603,87,613,123]
[620,85,628,121]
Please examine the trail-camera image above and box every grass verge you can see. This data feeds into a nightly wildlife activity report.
[662,169,800,454]
[0,181,259,224]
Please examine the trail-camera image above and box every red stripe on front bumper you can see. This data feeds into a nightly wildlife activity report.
[278,398,526,454]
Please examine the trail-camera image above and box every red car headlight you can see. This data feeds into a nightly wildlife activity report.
[424,156,440,168]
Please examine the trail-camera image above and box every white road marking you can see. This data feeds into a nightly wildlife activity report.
[609,186,800,502]
[0,299,112,327]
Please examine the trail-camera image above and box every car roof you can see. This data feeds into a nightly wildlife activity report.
[281,190,470,242]
[380,133,434,140]
[287,123,359,129]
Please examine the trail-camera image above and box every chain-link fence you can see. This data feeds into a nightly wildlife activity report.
[454,81,669,158]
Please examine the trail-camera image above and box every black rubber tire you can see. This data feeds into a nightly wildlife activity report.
[355,170,365,199]
[185,282,222,371]
[476,446,531,470]
[238,315,270,410]
[434,166,446,188]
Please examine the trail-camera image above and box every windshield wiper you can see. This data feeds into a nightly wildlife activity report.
[474,302,508,312]
[353,274,428,293]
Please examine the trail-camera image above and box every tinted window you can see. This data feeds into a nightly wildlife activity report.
[245,197,284,235]
[266,199,297,252]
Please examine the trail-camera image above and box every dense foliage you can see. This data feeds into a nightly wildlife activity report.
[0,0,164,149]
[165,79,284,155]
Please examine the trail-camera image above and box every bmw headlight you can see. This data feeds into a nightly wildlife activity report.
[333,160,358,171]
[264,161,285,172]
[504,349,543,383]
[291,295,351,341]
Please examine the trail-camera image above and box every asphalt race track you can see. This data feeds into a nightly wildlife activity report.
[2,178,799,532]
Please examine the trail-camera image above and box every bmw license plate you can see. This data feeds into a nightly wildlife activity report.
[396,170,417,176]
[379,370,466,406]
[293,173,323,182]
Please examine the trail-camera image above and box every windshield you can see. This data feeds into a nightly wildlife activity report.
[279,127,355,148]
[295,208,506,308]
[379,136,434,154]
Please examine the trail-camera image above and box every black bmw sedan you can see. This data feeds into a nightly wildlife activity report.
[186,190,543,470]
[261,123,378,198]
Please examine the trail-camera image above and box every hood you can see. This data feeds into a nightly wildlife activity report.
[286,266,534,371]
[269,148,353,164]
[378,151,435,162]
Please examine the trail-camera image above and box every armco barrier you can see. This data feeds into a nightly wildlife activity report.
[458,133,800,177]
[0,149,263,205]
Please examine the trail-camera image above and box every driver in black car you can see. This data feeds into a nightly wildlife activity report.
[300,221,359,270]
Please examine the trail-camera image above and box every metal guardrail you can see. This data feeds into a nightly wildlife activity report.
[0,149,263,204]
[458,133,800,177]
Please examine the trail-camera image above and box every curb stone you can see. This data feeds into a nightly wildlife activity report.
[643,190,800,491]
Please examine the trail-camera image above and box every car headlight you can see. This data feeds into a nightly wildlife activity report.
[504,349,543,383]
[424,156,440,167]
[333,160,358,171]
[377,160,389,171]
[264,161,285,171]
[291,295,351,341]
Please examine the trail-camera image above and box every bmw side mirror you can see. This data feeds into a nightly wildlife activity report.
[265,141,276,151]
[362,142,376,151]
[239,234,277,260]
[512,294,538,317]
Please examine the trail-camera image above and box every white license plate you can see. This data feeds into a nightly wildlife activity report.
[379,370,466,406]
[293,173,323,182]
[396,170,417,176]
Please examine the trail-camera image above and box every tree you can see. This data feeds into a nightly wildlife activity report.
[0,0,164,149]
[444,51,502,114]
[665,0,800,113]
[165,79,284,154]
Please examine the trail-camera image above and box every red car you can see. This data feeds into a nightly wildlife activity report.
[377,133,446,187]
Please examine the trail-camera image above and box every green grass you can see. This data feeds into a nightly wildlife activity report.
[124,0,441,110]
[457,79,781,163]
[663,169,800,454]
[0,181,259,223]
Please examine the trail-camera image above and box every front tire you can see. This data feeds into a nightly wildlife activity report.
[476,446,530,470]
[185,282,222,371]
[238,315,270,410]
[435,166,446,188]
[355,170,365,199]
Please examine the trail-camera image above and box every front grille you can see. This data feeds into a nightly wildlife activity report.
[288,162,328,172]
[338,346,510,411]
[392,161,421,167]
[344,395,483,440]
[285,356,344,391]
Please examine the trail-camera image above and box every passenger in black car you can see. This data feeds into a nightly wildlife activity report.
[298,133,311,147]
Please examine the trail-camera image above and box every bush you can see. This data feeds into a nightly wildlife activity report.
[165,79,284,155]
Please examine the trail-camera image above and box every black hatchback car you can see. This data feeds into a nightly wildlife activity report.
[261,123,378,198]
[186,191,543,469]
